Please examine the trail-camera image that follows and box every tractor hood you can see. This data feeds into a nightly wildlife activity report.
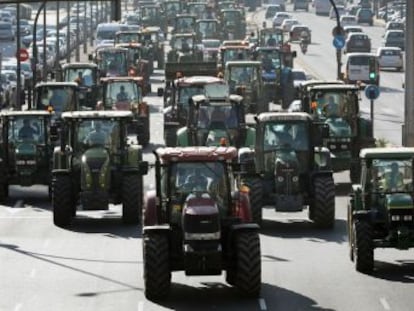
[274,149,299,169]
[183,194,219,216]
[262,69,277,82]
[325,117,352,137]
[386,193,414,211]
[15,142,37,157]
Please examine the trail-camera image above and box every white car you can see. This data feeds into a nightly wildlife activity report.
[281,18,300,32]
[340,15,358,27]
[272,12,291,27]
[329,5,345,19]
[376,47,403,71]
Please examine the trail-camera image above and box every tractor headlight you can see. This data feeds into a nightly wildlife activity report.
[277,176,284,182]
[16,160,26,165]
[292,176,299,182]
[341,144,348,150]
[391,215,401,221]
[403,215,413,221]
[329,144,336,150]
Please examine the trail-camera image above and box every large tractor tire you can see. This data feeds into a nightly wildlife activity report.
[122,174,143,225]
[233,231,261,297]
[310,176,335,229]
[143,233,171,300]
[353,220,374,273]
[244,178,263,225]
[53,175,74,227]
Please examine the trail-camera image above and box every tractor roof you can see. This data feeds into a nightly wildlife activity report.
[192,94,242,104]
[157,147,237,163]
[62,62,98,69]
[141,26,162,33]
[300,80,344,89]
[360,148,414,159]
[35,81,79,89]
[308,84,359,92]
[100,76,143,83]
[257,112,311,122]
[95,46,128,52]
[225,61,262,67]
[115,43,142,48]
[1,110,53,117]
[176,75,224,85]
[61,111,133,119]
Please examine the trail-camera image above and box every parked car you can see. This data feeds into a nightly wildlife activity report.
[289,25,311,43]
[344,33,371,54]
[343,25,363,38]
[265,4,282,19]
[383,29,405,50]
[385,21,404,31]
[281,18,299,32]
[356,8,374,26]
[340,15,358,27]
[376,47,403,72]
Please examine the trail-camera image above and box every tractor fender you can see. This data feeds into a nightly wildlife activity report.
[244,127,256,147]
[143,190,159,226]
[143,224,171,235]
[232,190,252,223]
[176,127,188,146]
[52,168,71,175]
[230,223,260,235]
[352,210,372,222]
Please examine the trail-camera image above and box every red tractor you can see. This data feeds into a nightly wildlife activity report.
[143,147,261,300]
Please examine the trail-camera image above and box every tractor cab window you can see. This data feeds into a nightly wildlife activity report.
[142,7,157,18]
[229,66,258,86]
[370,159,413,193]
[8,116,45,144]
[75,119,119,150]
[106,82,140,108]
[264,122,309,151]
[197,105,238,129]
[171,162,229,209]
[198,21,217,38]
[260,51,281,72]
[174,37,194,52]
[66,68,95,87]
[313,91,357,119]
[176,18,194,33]
[99,51,128,76]
[223,49,248,63]
[178,85,204,106]
[37,87,75,116]
[223,11,239,25]
[116,33,139,44]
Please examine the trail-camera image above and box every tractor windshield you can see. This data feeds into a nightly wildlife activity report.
[229,66,259,86]
[115,33,140,44]
[98,51,128,76]
[142,7,158,19]
[223,49,248,63]
[370,159,413,193]
[65,68,95,87]
[105,81,141,109]
[264,121,309,151]
[173,36,194,51]
[196,105,239,129]
[8,116,46,144]
[197,21,217,38]
[36,86,76,116]
[312,91,358,120]
[170,162,230,209]
[259,50,282,72]
[178,85,204,106]
[223,11,240,25]
[175,17,195,33]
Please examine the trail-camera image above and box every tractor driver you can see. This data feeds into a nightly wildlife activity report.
[84,122,107,146]
[323,95,340,117]
[19,119,39,140]
[380,162,404,191]
[267,34,277,47]
[117,85,129,101]
[183,167,208,191]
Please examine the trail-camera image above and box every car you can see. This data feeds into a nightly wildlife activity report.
[348,6,361,16]
[344,33,371,54]
[0,21,14,41]
[289,25,312,43]
[329,5,345,19]
[340,15,358,27]
[385,21,404,31]
[376,47,403,72]
[343,25,363,38]
[356,8,374,26]
[292,68,308,97]
[265,4,282,19]
[280,18,299,32]
[383,29,405,50]
[272,12,291,27]
[293,0,308,11]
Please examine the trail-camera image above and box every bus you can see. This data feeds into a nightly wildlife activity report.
[314,0,331,15]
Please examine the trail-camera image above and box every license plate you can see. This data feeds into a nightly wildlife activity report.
[350,69,361,74]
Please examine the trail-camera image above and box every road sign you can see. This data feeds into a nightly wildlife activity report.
[332,25,345,37]
[17,48,29,62]
[333,35,345,49]
[365,84,380,100]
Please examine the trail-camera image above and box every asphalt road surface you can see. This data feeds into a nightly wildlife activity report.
[1,2,414,311]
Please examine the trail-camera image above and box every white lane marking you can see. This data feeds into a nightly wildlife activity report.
[14,303,23,311]
[30,268,37,278]
[380,297,391,310]
[258,298,267,311]
[43,238,50,249]
[137,301,144,311]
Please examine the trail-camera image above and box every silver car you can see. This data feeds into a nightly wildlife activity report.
[376,47,404,72]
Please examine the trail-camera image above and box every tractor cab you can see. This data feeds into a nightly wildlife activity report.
[196,19,220,42]
[173,14,197,35]
[91,46,129,78]
[219,9,246,40]
[115,31,140,44]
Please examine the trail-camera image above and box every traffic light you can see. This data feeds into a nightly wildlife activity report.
[369,57,377,83]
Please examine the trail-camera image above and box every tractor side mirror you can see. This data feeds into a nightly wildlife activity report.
[139,161,149,175]
[157,87,164,97]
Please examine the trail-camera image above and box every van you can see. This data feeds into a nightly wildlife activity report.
[95,23,129,46]
[344,53,380,86]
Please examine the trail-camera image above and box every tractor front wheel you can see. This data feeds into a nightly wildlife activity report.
[234,231,261,297]
[353,220,374,273]
[53,175,74,227]
[311,176,335,229]
[143,233,171,300]
[244,178,263,225]
[122,174,143,224]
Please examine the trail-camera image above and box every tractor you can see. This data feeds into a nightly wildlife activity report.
[167,33,203,63]
[161,0,184,26]
[90,46,129,78]
[348,148,414,273]
[176,94,255,148]
[51,111,148,227]
[196,19,221,42]
[161,75,228,146]
[138,26,165,70]
[218,43,251,71]
[99,76,150,146]
[219,9,246,40]
[139,4,167,35]
[239,112,335,228]
[224,61,266,113]
[172,14,197,35]
[0,111,54,202]
[298,83,375,183]
[61,63,100,109]
[143,146,261,300]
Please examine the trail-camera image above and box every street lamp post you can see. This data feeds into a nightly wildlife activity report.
[76,0,80,61]
[16,2,22,110]
[31,1,46,106]
[328,0,343,80]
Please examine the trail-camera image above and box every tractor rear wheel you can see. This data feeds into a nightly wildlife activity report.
[311,176,335,229]
[244,178,263,225]
[353,220,374,273]
[53,175,74,227]
[122,174,143,224]
[143,233,171,300]
[234,231,261,297]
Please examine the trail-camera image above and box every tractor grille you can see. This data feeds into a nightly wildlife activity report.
[86,157,105,172]
[275,166,300,194]
[183,213,220,236]
[389,209,414,226]
[326,137,351,151]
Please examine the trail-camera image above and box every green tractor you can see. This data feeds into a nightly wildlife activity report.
[61,63,100,110]
[143,147,261,300]
[0,111,54,201]
[176,94,255,148]
[348,148,414,273]
[225,61,266,113]
[239,112,335,228]
[299,84,375,183]
[167,33,203,63]
[51,111,148,227]
[219,9,246,40]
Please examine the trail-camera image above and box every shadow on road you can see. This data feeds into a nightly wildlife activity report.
[260,217,347,244]
[369,260,414,283]
[2,186,51,210]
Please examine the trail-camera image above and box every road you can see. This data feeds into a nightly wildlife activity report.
[1,2,414,311]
